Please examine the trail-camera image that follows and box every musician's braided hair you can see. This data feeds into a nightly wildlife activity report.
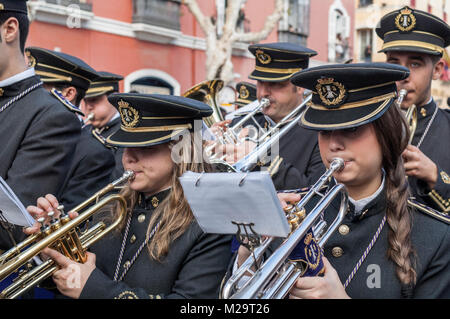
[372,105,417,294]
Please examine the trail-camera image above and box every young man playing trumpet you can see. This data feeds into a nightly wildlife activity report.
[83,71,124,179]
[376,6,450,213]
[215,42,325,190]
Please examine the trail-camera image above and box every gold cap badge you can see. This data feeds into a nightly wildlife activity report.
[316,78,347,107]
[395,7,416,32]
[239,85,250,99]
[255,49,272,65]
[118,100,139,128]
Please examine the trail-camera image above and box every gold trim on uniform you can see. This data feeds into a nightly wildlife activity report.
[440,171,450,184]
[0,88,3,97]
[302,98,392,129]
[310,92,396,111]
[0,4,4,10]
[316,78,346,106]
[254,66,302,74]
[382,40,444,54]
[428,189,450,213]
[35,70,72,82]
[255,49,272,65]
[120,124,192,133]
[408,199,449,222]
[106,129,186,146]
[249,74,294,81]
[115,291,139,299]
[395,7,416,32]
[420,107,427,117]
[151,196,159,208]
[86,86,115,94]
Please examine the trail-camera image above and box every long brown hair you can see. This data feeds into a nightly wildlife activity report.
[372,105,417,290]
[111,130,213,262]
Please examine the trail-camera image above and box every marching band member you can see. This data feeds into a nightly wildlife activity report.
[215,43,325,190]
[26,93,232,299]
[236,63,449,298]
[376,6,450,213]
[83,71,125,179]
[0,0,81,248]
[25,47,116,212]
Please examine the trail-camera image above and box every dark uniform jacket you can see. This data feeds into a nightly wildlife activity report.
[90,116,124,181]
[260,181,450,298]
[230,112,325,190]
[408,100,450,213]
[58,125,115,211]
[0,75,81,249]
[80,189,233,299]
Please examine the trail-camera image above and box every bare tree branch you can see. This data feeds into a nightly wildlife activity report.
[182,0,214,34]
[233,0,285,43]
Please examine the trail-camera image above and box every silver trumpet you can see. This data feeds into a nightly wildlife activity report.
[221,158,349,299]
[212,93,312,173]
[82,112,95,128]
[205,98,270,159]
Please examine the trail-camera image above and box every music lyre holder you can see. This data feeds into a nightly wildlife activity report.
[179,171,291,240]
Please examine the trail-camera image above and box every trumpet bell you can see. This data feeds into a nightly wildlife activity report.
[183,79,225,127]
[0,171,134,299]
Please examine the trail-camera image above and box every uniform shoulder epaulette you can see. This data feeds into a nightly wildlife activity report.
[50,88,84,116]
[92,128,115,149]
[408,198,450,224]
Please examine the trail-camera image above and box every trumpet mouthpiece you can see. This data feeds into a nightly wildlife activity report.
[260,98,270,109]
[86,113,95,121]
[330,158,345,172]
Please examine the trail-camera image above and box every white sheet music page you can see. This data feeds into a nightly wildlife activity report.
[179,171,290,238]
[0,177,35,227]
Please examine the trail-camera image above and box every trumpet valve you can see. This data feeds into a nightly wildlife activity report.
[287,208,306,231]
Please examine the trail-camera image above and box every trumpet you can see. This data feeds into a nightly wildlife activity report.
[221,158,349,299]
[212,93,312,173]
[0,170,135,299]
[205,98,270,159]
[396,89,417,144]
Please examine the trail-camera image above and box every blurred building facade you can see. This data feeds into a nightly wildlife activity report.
[26,1,448,106]
[26,1,356,96]
[354,0,450,107]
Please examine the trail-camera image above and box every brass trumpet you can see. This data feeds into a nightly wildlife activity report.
[0,170,134,299]
[396,89,417,144]
[221,158,349,299]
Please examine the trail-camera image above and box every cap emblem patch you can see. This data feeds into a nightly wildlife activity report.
[26,51,36,68]
[118,99,139,128]
[395,7,416,32]
[255,49,272,65]
[316,78,347,107]
[239,85,250,99]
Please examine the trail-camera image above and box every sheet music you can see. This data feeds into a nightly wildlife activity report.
[0,177,35,227]
[179,171,290,238]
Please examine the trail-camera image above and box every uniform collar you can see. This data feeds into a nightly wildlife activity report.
[137,188,172,210]
[0,74,41,99]
[417,97,436,120]
[329,176,387,222]
[0,68,35,88]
